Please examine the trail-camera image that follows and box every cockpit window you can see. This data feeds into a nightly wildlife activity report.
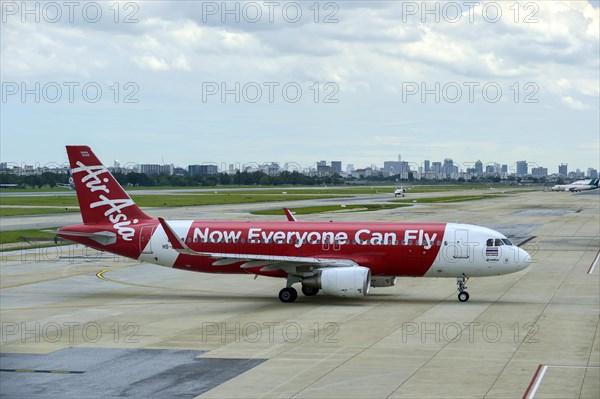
[502,238,513,246]
[494,238,504,246]
[486,239,494,246]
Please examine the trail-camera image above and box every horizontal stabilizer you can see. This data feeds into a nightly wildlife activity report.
[46,230,117,245]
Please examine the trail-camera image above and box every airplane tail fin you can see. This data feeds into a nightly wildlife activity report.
[66,145,152,225]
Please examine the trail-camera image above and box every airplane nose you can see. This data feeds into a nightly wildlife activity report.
[519,249,532,269]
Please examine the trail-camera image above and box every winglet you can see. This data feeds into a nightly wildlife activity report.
[158,217,199,256]
[283,208,297,222]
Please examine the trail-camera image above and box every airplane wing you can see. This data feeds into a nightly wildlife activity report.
[158,218,357,274]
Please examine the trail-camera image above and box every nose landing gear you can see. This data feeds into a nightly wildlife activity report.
[457,276,469,302]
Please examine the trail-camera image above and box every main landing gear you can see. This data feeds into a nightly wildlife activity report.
[278,285,321,302]
[457,276,469,302]
[278,276,320,303]
[279,287,297,303]
[279,275,300,303]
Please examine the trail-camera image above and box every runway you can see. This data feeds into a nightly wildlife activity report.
[1,191,598,398]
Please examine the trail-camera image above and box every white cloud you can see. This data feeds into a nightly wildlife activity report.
[133,55,170,71]
[561,96,592,110]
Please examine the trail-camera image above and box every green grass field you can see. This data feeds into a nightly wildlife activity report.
[0,193,350,208]
[0,207,80,217]
[0,228,59,245]
[252,203,412,216]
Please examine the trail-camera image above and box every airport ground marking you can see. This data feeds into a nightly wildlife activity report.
[96,268,252,297]
[587,250,599,274]
[517,236,536,247]
[0,369,85,374]
[523,364,600,399]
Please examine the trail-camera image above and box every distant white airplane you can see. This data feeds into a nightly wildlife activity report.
[394,187,407,197]
[550,179,599,192]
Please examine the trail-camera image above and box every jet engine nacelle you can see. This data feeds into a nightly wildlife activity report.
[303,266,371,297]
[370,276,397,287]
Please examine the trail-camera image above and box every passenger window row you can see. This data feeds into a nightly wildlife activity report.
[183,237,444,246]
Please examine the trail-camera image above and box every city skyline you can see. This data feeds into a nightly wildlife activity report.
[2,154,597,180]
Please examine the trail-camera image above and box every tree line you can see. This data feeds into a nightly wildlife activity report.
[0,171,346,189]
[0,171,552,189]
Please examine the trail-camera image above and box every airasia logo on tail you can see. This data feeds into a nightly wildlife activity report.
[72,161,138,241]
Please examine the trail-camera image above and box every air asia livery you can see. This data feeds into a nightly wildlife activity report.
[551,179,599,192]
[56,146,531,303]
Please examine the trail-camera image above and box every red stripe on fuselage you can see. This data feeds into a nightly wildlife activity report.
[172,221,446,277]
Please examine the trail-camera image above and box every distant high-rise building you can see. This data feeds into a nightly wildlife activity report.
[486,164,500,175]
[317,161,332,176]
[531,167,548,177]
[383,161,408,175]
[346,164,355,174]
[424,160,430,172]
[475,160,483,175]
[501,164,508,173]
[140,164,174,175]
[188,164,218,176]
[442,158,457,177]
[587,168,598,179]
[263,163,280,176]
[564,169,584,179]
[559,163,568,176]
[516,161,528,176]
[331,161,342,175]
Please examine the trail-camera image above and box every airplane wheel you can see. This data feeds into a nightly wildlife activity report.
[279,287,298,303]
[301,286,319,296]
[458,292,470,302]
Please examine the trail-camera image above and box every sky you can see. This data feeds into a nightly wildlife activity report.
[1,1,599,173]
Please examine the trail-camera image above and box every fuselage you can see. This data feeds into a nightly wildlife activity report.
[63,219,531,279]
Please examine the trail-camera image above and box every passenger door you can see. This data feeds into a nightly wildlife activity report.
[453,229,470,259]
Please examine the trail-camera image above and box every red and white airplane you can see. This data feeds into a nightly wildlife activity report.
[56,146,531,303]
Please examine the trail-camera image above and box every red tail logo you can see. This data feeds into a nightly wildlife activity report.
[66,146,151,239]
